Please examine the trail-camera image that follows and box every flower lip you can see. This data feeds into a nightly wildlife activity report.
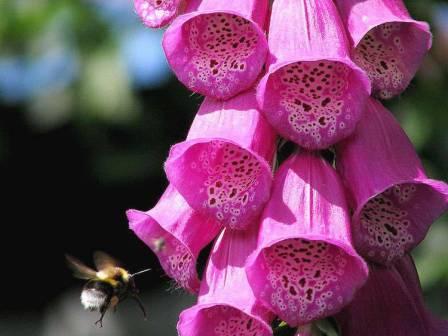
[165,137,273,230]
[352,179,448,266]
[245,152,368,327]
[352,20,432,49]
[248,235,368,326]
[256,0,370,149]
[127,185,222,293]
[253,233,372,264]
[177,302,272,336]
[352,21,432,99]
[334,0,432,99]
[257,56,370,150]
[165,90,276,230]
[127,209,200,293]
[336,98,448,265]
[163,10,268,100]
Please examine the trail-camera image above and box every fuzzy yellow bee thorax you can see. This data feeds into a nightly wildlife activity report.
[96,267,130,287]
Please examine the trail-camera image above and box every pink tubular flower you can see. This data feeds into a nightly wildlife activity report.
[162,0,269,100]
[336,255,448,335]
[177,225,273,336]
[135,0,187,28]
[336,98,448,266]
[394,256,448,336]
[164,90,276,230]
[246,151,368,327]
[335,0,432,99]
[127,185,221,293]
[257,0,370,150]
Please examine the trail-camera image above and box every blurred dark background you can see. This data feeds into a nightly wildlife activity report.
[0,1,447,335]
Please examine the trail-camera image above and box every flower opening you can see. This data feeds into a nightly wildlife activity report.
[336,98,448,265]
[165,90,276,230]
[257,0,370,150]
[247,152,368,326]
[163,0,268,99]
[127,185,221,293]
[335,0,432,99]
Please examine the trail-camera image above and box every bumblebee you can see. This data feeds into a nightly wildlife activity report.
[66,251,149,327]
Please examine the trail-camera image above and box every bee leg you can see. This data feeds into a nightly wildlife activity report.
[131,295,147,320]
[94,312,105,328]
[110,296,119,313]
[94,300,110,328]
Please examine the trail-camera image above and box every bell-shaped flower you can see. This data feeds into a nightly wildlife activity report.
[394,256,448,336]
[165,90,276,230]
[335,0,432,99]
[246,151,368,327]
[336,254,448,335]
[257,0,370,150]
[163,0,269,100]
[336,98,448,266]
[134,0,187,28]
[177,224,273,336]
[127,185,221,293]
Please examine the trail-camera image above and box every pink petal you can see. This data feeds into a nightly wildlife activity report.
[394,256,448,336]
[162,0,268,100]
[135,0,187,28]
[336,98,448,265]
[336,255,448,335]
[428,317,448,336]
[177,225,273,336]
[257,0,370,150]
[246,152,368,327]
[127,185,221,293]
[335,0,432,99]
[164,90,276,230]
[335,259,427,335]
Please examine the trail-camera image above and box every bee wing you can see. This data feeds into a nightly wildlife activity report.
[66,254,97,280]
[93,251,122,271]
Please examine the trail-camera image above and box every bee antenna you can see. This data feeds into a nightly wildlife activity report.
[130,268,151,278]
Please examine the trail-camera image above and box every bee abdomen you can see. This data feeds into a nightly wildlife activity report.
[80,280,113,311]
